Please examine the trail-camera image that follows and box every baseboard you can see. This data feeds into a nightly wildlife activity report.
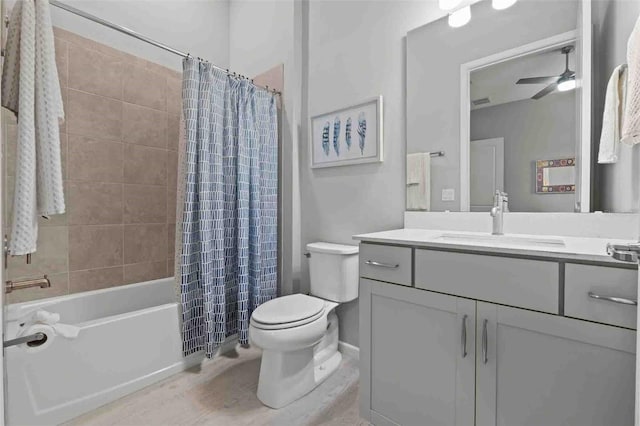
[338,341,360,361]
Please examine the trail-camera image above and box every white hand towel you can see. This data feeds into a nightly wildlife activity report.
[622,14,640,145]
[406,153,431,211]
[598,65,627,163]
[1,0,66,256]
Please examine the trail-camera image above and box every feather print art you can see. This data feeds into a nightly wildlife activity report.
[322,121,330,156]
[345,117,352,150]
[357,112,367,155]
[333,116,341,156]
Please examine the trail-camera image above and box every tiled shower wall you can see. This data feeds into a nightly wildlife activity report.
[3,28,182,303]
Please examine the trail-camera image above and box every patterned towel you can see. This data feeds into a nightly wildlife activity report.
[622,14,640,145]
[1,0,65,255]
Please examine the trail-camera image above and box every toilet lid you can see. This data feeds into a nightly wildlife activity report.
[251,294,325,325]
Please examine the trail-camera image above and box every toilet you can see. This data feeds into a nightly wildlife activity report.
[249,242,359,409]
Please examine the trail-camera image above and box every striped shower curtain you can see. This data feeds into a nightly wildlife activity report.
[177,58,278,358]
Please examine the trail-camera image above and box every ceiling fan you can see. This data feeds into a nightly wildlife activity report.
[516,46,576,99]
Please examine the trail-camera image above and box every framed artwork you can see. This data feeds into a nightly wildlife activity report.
[309,96,383,168]
[535,157,575,194]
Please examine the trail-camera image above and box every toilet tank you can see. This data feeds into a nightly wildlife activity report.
[306,242,359,303]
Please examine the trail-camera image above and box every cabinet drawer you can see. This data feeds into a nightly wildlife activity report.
[359,244,412,286]
[565,264,637,329]
[415,249,559,314]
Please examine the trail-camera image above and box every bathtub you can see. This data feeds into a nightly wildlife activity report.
[5,278,206,425]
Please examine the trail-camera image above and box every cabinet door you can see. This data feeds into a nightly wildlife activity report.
[360,279,475,426]
[476,302,636,426]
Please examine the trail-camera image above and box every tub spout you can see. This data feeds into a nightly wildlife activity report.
[5,275,51,293]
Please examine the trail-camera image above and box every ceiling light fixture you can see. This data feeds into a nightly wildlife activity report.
[439,0,462,11]
[492,0,517,10]
[448,5,471,28]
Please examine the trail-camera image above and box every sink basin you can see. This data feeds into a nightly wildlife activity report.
[437,233,566,248]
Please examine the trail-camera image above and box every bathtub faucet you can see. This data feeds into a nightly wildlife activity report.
[5,275,51,294]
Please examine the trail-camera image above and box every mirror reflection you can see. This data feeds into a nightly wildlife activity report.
[469,43,578,212]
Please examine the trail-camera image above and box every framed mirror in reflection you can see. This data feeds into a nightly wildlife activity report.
[405,0,591,213]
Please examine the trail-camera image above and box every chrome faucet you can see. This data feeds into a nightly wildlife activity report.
[490,191,508,235]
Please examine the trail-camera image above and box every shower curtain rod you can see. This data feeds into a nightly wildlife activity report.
[48,0,282,95]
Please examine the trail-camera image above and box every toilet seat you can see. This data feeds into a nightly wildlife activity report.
[250,294,325,330]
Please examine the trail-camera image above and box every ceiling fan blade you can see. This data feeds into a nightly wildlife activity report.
[532,82,558,100]
[516,76,558,85]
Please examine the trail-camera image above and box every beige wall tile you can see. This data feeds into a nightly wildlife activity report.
[54,27,131,61]
[122,103,167,148]
[124,184,167,224]
[167,150,178,191]
[167,114,180,151]
[167,258,175,277]
[6,273,68,304]
[69,225,123,271]
[7,226,68,278]
[68,43,123,100]
[124,145,167,186]
[68,134,124,183]
[167,223,176,259]
[167,189,177,223]
[166,77,182,116]
[69,266,124,293]
[55,37,68,88]
[67,90,122,141]
[68,182,123,225]
[124,224,167,264]
[123,65,167,111]
[124,261,168,284]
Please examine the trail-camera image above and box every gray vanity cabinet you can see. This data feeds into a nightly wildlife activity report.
[476,301,636,426]
[360,279,475,426]
[360,243,637,426]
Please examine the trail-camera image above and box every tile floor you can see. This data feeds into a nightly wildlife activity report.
[65,346,365,426]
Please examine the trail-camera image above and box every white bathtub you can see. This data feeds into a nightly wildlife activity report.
[5,278,204,425]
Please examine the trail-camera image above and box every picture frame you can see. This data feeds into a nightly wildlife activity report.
[309,96,383,168]
[535,157,576,194]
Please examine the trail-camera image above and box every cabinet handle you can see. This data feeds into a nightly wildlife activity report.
[461,314,468,358]
[364,260,399,269]
[588,292,637,306]
[482,319,488,364]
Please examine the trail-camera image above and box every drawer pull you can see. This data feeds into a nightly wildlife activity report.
[482,319,488,364]
[365,260,399,269]
[588,292,637,306]
[461,314,468,358]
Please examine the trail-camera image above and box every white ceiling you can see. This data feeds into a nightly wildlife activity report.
[470,44,576,110]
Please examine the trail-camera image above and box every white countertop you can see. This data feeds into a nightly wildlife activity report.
[353,228,638,266]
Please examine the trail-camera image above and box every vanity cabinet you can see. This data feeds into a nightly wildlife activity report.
[360,279,475,426]
[476,302,635,426]
[359,243,637,426]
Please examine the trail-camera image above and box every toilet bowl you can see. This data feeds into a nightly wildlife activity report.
[249,242,359,409]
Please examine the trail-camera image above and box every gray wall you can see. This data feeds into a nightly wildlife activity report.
[470,92,577,212]
[407,0,579,212]
[593,0,640,212]
[301,0,446,346]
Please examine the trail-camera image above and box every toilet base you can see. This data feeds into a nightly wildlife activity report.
[256,311,340,409]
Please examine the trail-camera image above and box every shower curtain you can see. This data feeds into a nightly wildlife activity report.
[178,58,278,358]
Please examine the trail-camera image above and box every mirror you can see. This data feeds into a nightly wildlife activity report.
[467,37,579,212]
[406,0,588,213]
